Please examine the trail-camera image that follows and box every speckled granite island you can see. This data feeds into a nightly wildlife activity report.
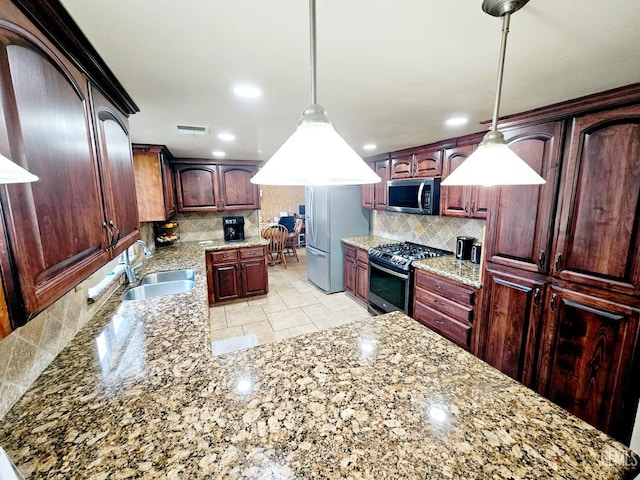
[0,241,638,479]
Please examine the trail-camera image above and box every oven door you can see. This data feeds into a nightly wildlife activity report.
[368,259,410,314]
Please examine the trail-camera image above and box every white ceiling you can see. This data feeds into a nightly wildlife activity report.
[59,0,640,161]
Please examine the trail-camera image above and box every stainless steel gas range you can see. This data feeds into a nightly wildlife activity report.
[368,242,453,315]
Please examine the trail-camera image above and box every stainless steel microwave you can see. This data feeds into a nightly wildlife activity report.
[387,178,440,215]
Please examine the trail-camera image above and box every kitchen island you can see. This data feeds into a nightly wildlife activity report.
[0,241,638,479]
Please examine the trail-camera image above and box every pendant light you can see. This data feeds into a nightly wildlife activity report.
[250,0,380,186]
[441,0,545,187]
[0,153,38,183]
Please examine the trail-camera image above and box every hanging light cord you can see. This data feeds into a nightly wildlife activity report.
[309,0,317,105]
[490,12,511,132]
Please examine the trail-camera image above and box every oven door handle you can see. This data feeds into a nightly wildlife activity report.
[368,261,410,280]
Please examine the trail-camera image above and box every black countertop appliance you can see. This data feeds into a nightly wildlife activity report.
[456,236,475,260]
[223,216,245,242]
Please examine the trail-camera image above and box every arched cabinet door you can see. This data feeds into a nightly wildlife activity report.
[175,164,221,212]
[0,33,109,320]
[218,164,259,210]
[90,85,140,257]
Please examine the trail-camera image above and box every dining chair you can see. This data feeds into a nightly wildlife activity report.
[262,224,288,268]
[284,218,303,262]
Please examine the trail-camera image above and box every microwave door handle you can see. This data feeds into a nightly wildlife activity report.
[417,182,425,211]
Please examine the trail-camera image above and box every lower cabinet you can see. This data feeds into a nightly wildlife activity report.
[479,267,545,387]
[537,286,640,443]
[412,269,477,351]
[344,244,369,304]
[207,246,268,304]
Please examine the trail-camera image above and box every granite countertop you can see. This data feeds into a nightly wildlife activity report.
[199,236,269,250]
[0,241,638,479]
[343,235,481,288]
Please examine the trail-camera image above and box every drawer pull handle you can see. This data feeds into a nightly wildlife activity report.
[533,288,540,307]
[550,293,557,312]
[435,284,445,290]
[554,253,562,271]
[434,299,445,306]
[435,319,444,325]
[538,250,545,268]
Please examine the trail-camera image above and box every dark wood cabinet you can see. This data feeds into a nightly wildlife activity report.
[0,17,138,325]
[486,122,564,273]
[175,161,260,213]
[90,85,140,257]
[362,154,390,211]
[344,244,369,304]
[132,144,177,222]
[479,267,546,387]
[537,286,640,442]
[552,104,640,296]
[207,246,268,304]
[390,145,443,179]
[412,269,477,351]
[441,140,490,219]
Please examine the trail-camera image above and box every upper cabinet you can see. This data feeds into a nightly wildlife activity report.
[552,104,640,296]
[390,144,447,179]
[0,1,139,328]
[362,153,390,211]
[132,144,176,222]
[485,122,564,273]
[174,160,260,213]
[441,135,490,219]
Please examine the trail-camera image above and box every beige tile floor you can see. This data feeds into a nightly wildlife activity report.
[209,247,373,347]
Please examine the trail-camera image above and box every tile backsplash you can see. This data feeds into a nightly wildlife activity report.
[172,210,260,242]
[371,210,485,251]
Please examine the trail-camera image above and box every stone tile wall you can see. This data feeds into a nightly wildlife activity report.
[371,210,485,252]
[173,210,260,242]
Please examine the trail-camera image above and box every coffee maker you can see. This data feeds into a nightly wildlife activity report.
[223,216,245,242]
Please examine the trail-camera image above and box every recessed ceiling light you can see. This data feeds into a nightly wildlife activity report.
[233,85,262,98]
[446,117,468,126]
[363,144,377,151]
[212,151,226,158]
[218,133,236,141]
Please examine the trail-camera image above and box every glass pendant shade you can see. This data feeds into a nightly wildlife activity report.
[441,130,545,186]
[0,153,38,183]
[251,105,380,186]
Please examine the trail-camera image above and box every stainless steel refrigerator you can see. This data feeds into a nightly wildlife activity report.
[305,185,370,293]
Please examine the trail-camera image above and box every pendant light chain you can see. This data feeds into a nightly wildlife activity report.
[490,12,511,132]
[309,0,317,105]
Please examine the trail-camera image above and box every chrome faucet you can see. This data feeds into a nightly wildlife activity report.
[123,240,153,284]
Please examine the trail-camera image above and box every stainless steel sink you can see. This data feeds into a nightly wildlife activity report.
[122,280,195,301]
[140,269,196,285]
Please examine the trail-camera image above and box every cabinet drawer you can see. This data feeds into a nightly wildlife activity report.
[344,244,356,260]
[415,270,475,305]
[356,248,369,264]
[210,249,239,263]
[240,246,265,259]
[414,287,473,323]
[413,300,472,350]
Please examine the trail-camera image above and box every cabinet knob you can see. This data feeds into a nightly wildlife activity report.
[464,201,469,213]
[471,201,476,213]
[103,222,114,250]
[109,221,121,247]
[533,288,540,307]
[538,250,546,268]
[550,293,557,312]
[554,253,562,271]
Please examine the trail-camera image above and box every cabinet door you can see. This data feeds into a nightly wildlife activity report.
[361,181,374,210]
[486,122,563,272]
[241,258,268,297]
[373,160,390,211]
[344,246,356,295]
[553,105,640,295]
[210,262,242,302]
[480,268,545,386]
[218,164,259,210]
[441,145,473,217]
[0,39,109,319]
[538,286,640,443]
[175,164,220,212]
[355,255,369,302]
[413,147,442,178]
[161,152,176,218]
[390,153,413,179]
[90,85,139,257]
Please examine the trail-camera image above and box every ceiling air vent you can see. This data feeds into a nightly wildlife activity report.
[173,124,210,135]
